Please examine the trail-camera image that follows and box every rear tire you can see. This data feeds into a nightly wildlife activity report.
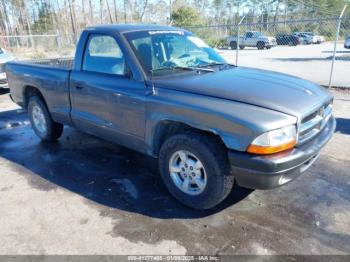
[239,45,245,50]
[28,96,63,142]
[158,133,234,209]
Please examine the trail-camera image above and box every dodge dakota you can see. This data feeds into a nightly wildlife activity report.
[6,24,336,209]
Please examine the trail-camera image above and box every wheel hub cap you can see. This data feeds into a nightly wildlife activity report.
[32,105,47,134]
[169,150,207,195]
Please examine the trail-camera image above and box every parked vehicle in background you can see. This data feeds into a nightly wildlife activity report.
[7,24,335,209]
[227,31,277,50]
[276,34,301,46]
[0,48,15,88]
[294,32,324,44]
[292,33,314,45]
[344,36,350,49]
[304,32,325,44]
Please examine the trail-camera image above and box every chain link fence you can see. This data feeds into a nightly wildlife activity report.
[0,33,76,60]
[0,16,349,88]
[188,16,350,88]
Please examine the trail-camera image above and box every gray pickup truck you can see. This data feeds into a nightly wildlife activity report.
[6,24,335,209]
[227,31,277,50]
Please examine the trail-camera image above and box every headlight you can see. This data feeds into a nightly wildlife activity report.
[247,125,297,155]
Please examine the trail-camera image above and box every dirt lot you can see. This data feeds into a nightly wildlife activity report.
[219,42,350,88]
[0,87,349,255]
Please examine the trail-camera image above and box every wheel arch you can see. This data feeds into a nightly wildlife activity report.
[150,119,228,156]
[23,85,47,109]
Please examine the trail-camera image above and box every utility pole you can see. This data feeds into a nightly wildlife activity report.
[329,5,347,88]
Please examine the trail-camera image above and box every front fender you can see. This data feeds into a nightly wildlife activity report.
[145,88,297,154]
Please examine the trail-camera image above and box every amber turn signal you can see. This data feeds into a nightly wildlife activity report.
[247,139,296,155]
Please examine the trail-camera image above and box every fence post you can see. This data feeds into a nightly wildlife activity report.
[236,16,246,66]
[236,24,240,66]
[329,5,347,88]
[56,30,62,49]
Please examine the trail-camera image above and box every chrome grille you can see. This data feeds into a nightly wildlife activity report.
[298,101,332,144]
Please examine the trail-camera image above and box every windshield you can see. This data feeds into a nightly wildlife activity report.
[124,30,226,75]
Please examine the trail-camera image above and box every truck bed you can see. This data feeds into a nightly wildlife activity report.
[6,59,72,125]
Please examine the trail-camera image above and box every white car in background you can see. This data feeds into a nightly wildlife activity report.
[293,33,314,45]
[297,32,325,44]
[345,36,350,49]
[0,47,15,88]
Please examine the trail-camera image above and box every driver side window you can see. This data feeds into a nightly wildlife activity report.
[82,34,126,76]
[246,32,253,38]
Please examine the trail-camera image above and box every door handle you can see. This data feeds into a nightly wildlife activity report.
[75,85,84,90]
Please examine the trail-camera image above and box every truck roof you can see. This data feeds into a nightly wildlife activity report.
[85,24,182,34]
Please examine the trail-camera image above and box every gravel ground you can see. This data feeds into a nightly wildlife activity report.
[218,42,350,88]
[0,87,349,255]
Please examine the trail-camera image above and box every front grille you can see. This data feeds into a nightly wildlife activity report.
[0,63,5,73]
[298,101,332,144]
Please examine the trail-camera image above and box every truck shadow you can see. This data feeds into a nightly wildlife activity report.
[336,118,350,135]
[0,109,253,219]
[0,88,9,95]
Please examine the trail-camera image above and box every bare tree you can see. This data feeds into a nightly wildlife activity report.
[100,0,103,24]
[88,0,94,24]
[106,0,114,23]
[68,0,77,42]
[113,0,118,22]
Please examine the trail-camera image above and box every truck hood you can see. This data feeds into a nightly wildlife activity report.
[154,67,331,118]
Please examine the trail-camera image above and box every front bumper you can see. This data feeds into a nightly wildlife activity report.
[228,116,336,189]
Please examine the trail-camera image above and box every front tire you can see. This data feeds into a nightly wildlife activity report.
[158,133,234,209]
[28,96,63,142]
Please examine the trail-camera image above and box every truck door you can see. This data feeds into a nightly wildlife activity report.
[69,33,146,144]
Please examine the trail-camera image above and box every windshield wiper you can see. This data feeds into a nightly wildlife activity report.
[197,62,236,71]
[198,62,234,67]
[150,66,214,74]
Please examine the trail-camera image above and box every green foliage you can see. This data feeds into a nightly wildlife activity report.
[32,4,55,34]
[171,6,203,27]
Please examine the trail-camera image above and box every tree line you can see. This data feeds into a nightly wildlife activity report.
[0,0,348,41]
